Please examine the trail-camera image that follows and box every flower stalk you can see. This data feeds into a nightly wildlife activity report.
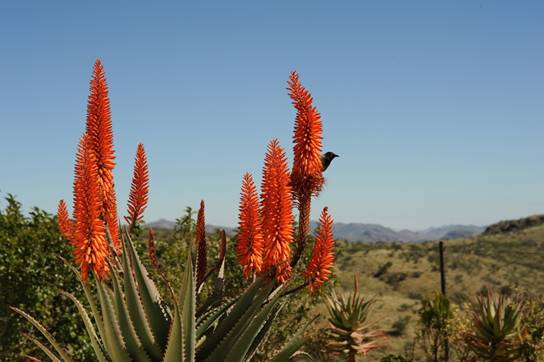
[195,200,207,290]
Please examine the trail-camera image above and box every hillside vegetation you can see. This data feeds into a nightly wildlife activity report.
[328,224,544,359]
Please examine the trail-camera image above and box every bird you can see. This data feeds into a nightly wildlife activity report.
[321,152,339,172]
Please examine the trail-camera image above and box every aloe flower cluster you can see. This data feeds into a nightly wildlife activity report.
[57,60,122,280]
[236,72,335,292]
[56,61,151,281]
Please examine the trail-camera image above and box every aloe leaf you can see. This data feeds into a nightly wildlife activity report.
[196,278,265,359]
[95,281,132,361]
[224,296,284,361]
[60,256,106,342]
[268,333,305,362]
[121,237,163,360]
[10,307,74,362]
[245,303,284,360]
[199,255,226,315]
[125,231,171,346]
[179,251,196,361]
[196,298,236,338]
[110,269,152,362]
[162,306,184,362]
[269,316,317,362]
[22,333,62,362]
[202,281,274,361]
[62,292,109,362]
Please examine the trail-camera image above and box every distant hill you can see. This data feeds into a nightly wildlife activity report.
[145,219,235,235]
[146,219,484,242]
[310,222,484,242]
[146,218,176,229]
[482,214,544,235]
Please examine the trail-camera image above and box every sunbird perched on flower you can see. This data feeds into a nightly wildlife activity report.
[321,151,339,172]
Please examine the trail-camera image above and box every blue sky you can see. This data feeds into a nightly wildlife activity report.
[0,1,543,230]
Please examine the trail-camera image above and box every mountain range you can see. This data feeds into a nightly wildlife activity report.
[145,218,485,242]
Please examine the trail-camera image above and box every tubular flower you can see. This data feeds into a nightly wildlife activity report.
[304,207,334,293]
[125,143,149,232]
[85,59,120,252]
[57,199,75,242]
[260,139,293,283]
[195,200,207,288]
[288,71,324,198]
[237,172,264,279]
[72,134,109,281]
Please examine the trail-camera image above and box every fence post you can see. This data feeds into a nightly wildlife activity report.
[439,241,449,362]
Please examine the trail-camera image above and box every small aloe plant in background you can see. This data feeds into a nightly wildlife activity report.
[324,275,386,362]
[11,60,337,361]
[463,290,524,362]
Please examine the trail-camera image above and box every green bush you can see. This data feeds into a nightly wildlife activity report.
[0,195,93,360]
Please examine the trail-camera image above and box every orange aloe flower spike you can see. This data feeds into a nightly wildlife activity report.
[125,143,149,232]
[85,59,121,252]
[288,71,324,197]
[195,200,207,289]
[237,172,264,279]
[304,207,335,293]
[57,199,75,242]
[260,139,294,283]
[72,134,109,281]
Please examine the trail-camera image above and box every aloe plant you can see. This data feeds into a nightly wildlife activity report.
[12,61,337,362]
[464,291,523,362]
[324,276,386,362]
[12,231,310,362]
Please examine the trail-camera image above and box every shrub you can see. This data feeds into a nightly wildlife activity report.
[417,293,451,362]
[389,316,411,337]
[0,195,93,361]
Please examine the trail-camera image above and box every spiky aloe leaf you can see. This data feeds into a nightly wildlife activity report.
[245,303,284,360]
[61,292,109,362]
[96,281,132,361]
[125,232,171,345]
[121,237,163,360]
[179,251,196,361]
[224,292,285,361]
[110,268,152,362]
[196,298,236,339]
[202,282,275,361]
[22,333,62,362]
[60,256,107,342]
[10,307,74,362]
[196,278,265,359]
[162,306,185,362]
[269,316,316,362]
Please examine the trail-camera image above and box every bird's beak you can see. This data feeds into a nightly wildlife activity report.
[334,154,339,158]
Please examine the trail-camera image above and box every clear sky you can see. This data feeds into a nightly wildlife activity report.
[0,1,543,230]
